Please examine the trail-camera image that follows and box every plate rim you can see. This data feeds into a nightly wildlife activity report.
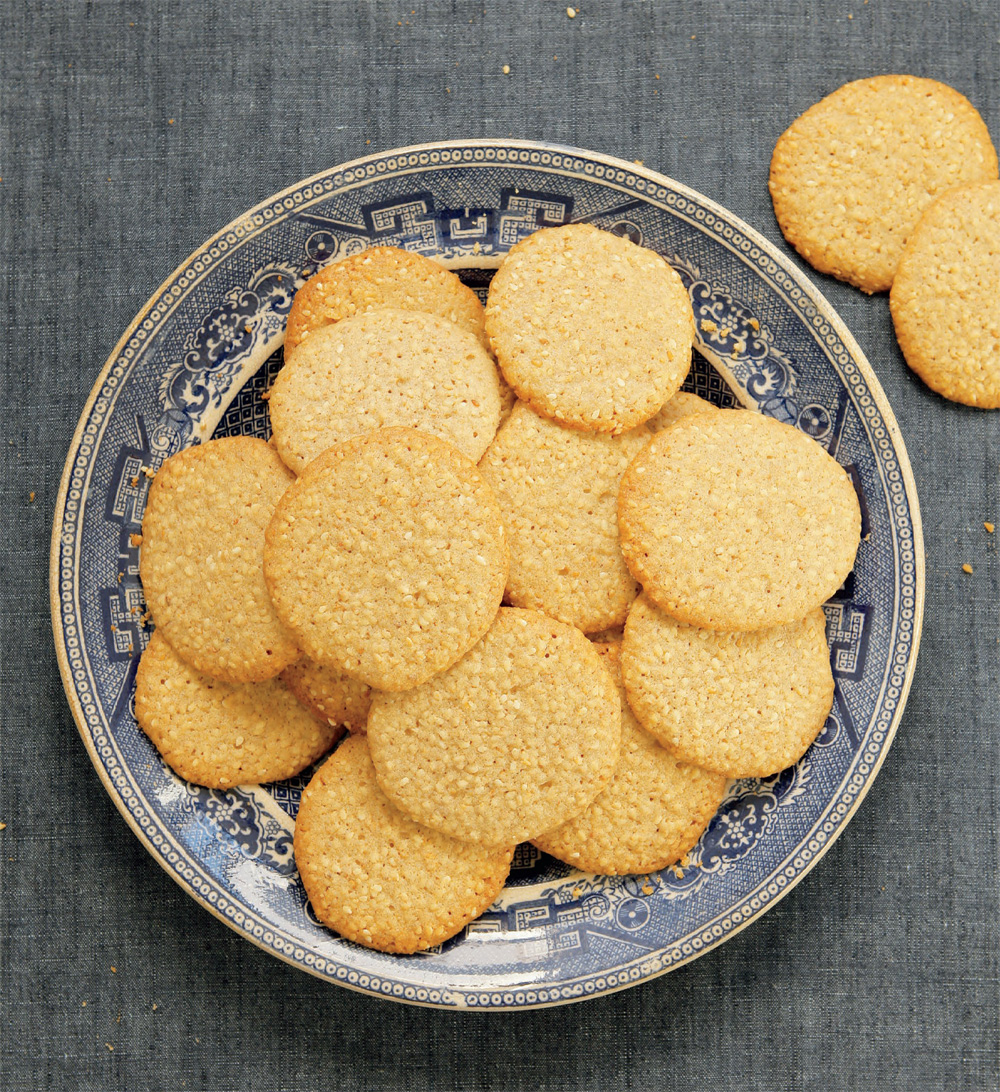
[49,137,926,1009]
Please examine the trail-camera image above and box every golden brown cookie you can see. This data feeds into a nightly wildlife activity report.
[294,736,513,953]
[367,607,622,847]
[621,595,834,777]
[890,181,1000,407]
[281,657,372,733]
[646,390,718,432]
[533,642,727,874]
[770,75,998,293]
[617,410,861,630]
[263,428,508,692]
[139,437,299,683]
[135,631,337,788]
[485,224,694,433]
[479,402,651,632]
[285,246,488,354]
[270,308,502,474]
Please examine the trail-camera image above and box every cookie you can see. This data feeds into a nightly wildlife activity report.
[621,596,834,777]
[533,642,727,874]
[139,437,300,683]
[618,410,861,630]
[135,631,338,788]
[479,402,651,632]
[281,657,372,733]
[646,390,718,432]
[367,607,622,847]
[284,246,488,355]
[263,428,508,692]
[294,736,513,954]
[890,181,1000,407]
[770,75,998,293]
[485,224,694,433]
[270,308,502,474]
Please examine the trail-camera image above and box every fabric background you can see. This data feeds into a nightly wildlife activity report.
[1,2,998,1089]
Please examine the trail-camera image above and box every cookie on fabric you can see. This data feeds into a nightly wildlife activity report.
[139,436,299,683]
[890,181,1000,407]
[479,402,651,632]
[617,410,861,631]
[646,390,718,432]
[263,428,508,692]
[270,308,502,474]
[285,246,489,355]
[281,657,372,733]
[533,641,727,875]
[621,596,833,777]
[294,736,513,954]
[367,607,622,847]
[770,75,998,294]
[485,224,694,434]
[135,632,338,789]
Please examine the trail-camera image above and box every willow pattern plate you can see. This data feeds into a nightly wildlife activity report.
[51,140,923,1009]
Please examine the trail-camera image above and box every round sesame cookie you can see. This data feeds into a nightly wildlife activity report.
[533,641,727,875]
[263,428,508,692]
[284,246,488,355]
[646,390,718,432]
[294,736,513,954]
[135,631,338,789]
[890,181,1000,407]
[367,607,622,847]
[270,308,502,474]
[485,224,694,434]
[621,596,834,777]
[479,402,651,632]
[770,75,998,294]
[281,657,372,733]
[617,410,861,631]
[139,437,299,683]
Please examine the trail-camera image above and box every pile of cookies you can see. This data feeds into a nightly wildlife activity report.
[770,74,1000,407]
[135,226,861,953]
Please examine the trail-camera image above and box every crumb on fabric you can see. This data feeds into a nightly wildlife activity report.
[984,522,994,533]
[28,491,35,502]
[502,64,510,74]
[962,563,973,574]
[567,7,576,16]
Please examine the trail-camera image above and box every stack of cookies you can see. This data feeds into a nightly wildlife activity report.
[135,226,861,953]
[770,75,1000,407]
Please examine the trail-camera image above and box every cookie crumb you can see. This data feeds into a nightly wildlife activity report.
[502,64,510,74]
[633,159,643,166]
[152,1003,158,1011]
[566,6,576,16]
[260,389,271,401]
[28,491,35,502]
[129,533,142,547]
[641,884,654,895]
[130,476,139,488]
[0,822,6,831]
[142,467,156,479]
[110,966,117,973]
[749,317,760,332]
[984,522,994,533]
[961,563,973,574]
[700,319,718,333]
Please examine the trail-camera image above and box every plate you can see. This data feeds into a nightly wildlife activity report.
[50,140,924,1009]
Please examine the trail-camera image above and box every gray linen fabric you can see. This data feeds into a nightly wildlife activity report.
[2,2,998,1089]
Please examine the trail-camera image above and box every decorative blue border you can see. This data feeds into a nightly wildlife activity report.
[50,141,923,1009]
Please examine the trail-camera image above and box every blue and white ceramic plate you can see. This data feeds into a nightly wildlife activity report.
[51,140,924,1009]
